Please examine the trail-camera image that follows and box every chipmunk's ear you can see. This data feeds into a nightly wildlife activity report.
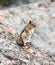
[29,21,36,27]
[29,21,32,24]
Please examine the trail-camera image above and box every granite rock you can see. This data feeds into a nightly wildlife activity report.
[0,1,55,65]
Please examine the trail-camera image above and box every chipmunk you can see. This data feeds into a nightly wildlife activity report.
[16,21,36,46]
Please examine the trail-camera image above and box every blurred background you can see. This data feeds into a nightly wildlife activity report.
[0,0,39,6]
[0,0,44,9]
[0,0,52,7]
[0,0,54,9]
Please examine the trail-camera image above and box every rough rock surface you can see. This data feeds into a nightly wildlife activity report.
[0,1,55,65]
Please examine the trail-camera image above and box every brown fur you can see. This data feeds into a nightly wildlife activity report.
[20,21,36,44]
[20,21,36,36]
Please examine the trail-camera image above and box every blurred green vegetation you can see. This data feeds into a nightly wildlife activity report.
[0,0,17,6]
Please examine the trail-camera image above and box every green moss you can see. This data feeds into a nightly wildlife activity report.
[0,0,5,3]
[0,0,17,6]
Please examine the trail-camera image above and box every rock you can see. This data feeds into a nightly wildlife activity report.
[0,1,55,65]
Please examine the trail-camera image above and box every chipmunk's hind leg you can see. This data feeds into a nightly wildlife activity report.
[16,39,24,46]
